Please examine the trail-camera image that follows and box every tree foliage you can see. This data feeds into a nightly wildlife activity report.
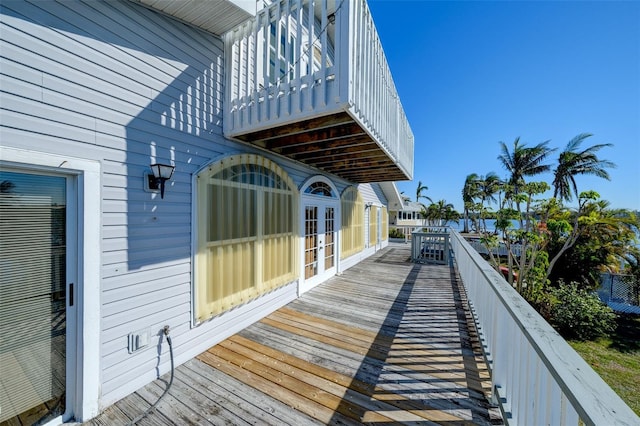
[459,133,633,341]
[552,133,615,202]
[415,180,432,204]
[546,281,616,341]
[547,205,639,290]
[497,137,555,194]
[462,173,479,233]
[421,199,460,227]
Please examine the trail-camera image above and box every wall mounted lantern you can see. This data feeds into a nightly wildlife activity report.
[147,163,175,199]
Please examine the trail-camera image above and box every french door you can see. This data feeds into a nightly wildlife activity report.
[302,202,337,291]
[0,170,76,425]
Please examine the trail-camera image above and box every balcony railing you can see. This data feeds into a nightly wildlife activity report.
[411,228,450,265]
[224,0,414,183]
[448,229,639,425]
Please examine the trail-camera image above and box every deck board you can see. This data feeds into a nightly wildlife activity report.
[85,244,502,425]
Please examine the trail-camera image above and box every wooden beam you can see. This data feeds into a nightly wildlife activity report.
[264,123,365,150]
[310,149,389,163]
[337,169,408,183]
[235,112,355,143]
[230,111,411,183]
[288,142,380,161]
[276,135,374,156]
[322,157,396,173]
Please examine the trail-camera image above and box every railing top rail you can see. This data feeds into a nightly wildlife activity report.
[411,226,450,232]
[450,230,639,425]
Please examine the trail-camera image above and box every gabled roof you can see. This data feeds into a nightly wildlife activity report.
[131,0,254,35]
[378,182,404,211]
[395,200,425,213]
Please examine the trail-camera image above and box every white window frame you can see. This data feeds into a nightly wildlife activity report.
[299,175,340,294]
[0,146,101,421]
[192,154,299,323]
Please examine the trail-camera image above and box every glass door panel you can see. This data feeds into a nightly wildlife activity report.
[324,207,335,270]
[0,171,67,424]
[304,203,337,282]
[304,206,318,279]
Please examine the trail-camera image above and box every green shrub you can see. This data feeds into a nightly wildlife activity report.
[389,228,405,239]
[548,281,616,341]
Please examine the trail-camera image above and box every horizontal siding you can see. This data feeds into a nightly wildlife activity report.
[371,183,389,205]
[358,182,387,205]
[0,0,394,415]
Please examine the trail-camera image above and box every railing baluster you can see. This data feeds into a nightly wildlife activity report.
[305,0,314,111]
[272,3,281,117]
[449,229,638,425]
[566,401,580,426]
[250,18,258,125]
[294,0,303,113]
[320,0,328,107]
[260,10,268,122]
[282,0,291,117]
[242,25,250,126]
[224,0,415,181]
[549,380,562,425]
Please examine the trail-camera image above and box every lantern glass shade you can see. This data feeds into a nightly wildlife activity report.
[148,163,175,199]
[151,163,175,180]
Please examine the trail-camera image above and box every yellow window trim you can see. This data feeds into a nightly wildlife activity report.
[195,154,299,322]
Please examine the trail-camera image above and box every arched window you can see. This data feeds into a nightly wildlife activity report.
[195,154,298,321]
[340,186,364,259]
[303,181,336,197]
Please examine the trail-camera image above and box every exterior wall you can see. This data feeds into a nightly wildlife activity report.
[0,0,393,418]
[339,183,388,272]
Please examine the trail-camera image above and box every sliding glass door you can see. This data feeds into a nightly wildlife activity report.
[0,170,73,424]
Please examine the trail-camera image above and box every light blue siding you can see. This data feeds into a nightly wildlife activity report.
[0,0,393,412]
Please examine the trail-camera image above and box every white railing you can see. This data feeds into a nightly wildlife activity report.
[411,228,449,265]
[449,229,639,425]
[224,0,413,179]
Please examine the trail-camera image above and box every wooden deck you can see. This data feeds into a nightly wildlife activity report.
[87,244,502,425]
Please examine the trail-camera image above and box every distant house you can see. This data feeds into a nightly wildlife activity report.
[390,198,426,226]
[0,0,413,423]
[388,196,427,236]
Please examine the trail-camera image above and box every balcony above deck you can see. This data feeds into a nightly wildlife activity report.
[224,0,414,183]
[132,0,255,34]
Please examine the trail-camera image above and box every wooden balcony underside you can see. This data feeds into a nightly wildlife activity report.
[234,112,408,183]
[86,244,502,425]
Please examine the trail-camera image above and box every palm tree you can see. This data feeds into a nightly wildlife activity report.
[415,180,432,205]
[498,137,556,194]
[552,133,615,203]
[476,173,501,232]
[498,137,556,225]
[477,173,501,205]
[462,173,479,233]
[425,200,458,226]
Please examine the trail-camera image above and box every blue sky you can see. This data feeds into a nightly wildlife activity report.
[368,0,640,212]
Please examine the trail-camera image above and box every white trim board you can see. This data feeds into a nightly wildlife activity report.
[0,146,102,421]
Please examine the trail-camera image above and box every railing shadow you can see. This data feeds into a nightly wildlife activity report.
[329,255,500,425]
